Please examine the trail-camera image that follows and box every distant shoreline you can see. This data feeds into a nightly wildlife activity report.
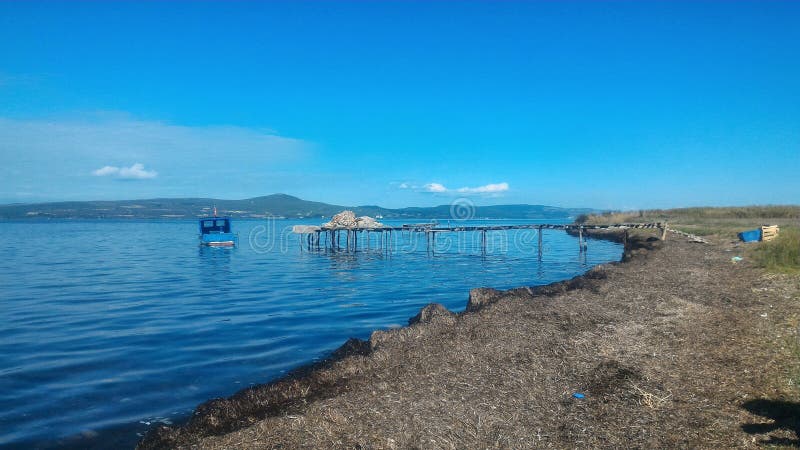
[0,193,595,221]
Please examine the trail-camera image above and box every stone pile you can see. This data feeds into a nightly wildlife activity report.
[322,210,385,229]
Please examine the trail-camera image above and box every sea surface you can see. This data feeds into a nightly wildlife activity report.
[0,219,623,448]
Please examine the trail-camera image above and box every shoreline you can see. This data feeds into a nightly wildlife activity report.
[139,230,800,448]
[137,230,638,449]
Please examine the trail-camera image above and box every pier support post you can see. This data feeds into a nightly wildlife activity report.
[538,225,543,259]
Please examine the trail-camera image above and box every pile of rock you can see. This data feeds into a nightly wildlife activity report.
[323,210,358,228]
[323,210,385,229]
[355,215,385,229]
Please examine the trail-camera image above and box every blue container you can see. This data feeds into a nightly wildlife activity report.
[738,229,762,242]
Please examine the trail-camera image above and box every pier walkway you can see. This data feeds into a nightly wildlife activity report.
[292,222,668,253]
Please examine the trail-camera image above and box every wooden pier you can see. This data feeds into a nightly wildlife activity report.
[293,222,667,255]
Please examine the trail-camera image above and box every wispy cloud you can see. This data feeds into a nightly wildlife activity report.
[92,163,158,180]
[400,181,510,196]
[456,182,508,194]
[423,182,448,193]
[92,166,120,177]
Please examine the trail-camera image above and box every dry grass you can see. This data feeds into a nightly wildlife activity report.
[582,206,800,241]
[754,227,800,273]
[138,233,800,449]
[630,384,671,410]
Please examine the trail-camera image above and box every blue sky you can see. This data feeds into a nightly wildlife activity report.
[1,1,798,209]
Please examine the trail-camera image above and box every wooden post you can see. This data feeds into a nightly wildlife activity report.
[660,222,668,241]
[538,225,543,259]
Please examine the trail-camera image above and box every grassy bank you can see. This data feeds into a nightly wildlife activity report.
[578,205,800,239]
[578,206,800,272]
[754,227,800,273]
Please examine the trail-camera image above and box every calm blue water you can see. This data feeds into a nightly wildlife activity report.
[0,219,622,448]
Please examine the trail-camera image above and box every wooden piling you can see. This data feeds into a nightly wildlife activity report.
[538,225,543,258]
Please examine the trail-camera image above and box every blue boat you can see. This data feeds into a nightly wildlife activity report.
[199,208,237,247]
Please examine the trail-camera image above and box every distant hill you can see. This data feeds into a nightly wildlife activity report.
[0,194,596,220]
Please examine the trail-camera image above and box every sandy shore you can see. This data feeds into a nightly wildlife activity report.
[139,231,800,449]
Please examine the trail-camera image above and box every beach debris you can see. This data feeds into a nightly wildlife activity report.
[731,256,744,263]
[668,229,710,244]
[761,225,780,242]
[631,384,671,409]
[738,228,762,243]
[322,210,385,229]
[572,392,585,399]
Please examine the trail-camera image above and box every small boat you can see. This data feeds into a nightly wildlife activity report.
[199,207,237,247]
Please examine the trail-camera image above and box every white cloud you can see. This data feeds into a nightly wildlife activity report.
[118,163,158,179]
[93,163,157,179]
[423,182,448,193]
[92,165,120,176]
[456,182,509,194]
[400,181,510,196]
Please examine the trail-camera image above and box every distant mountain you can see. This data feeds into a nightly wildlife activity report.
[0,194,596,220]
